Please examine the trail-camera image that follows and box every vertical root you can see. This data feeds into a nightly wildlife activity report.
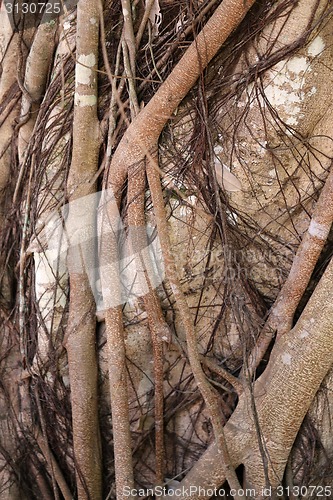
[146,149,243,497]
[127,161,167,485]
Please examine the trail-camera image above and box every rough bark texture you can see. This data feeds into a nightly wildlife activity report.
[107,0,257,195]
[64,1,102,497]
[1,0,333,497]
[171,254,333,498]
[0,3,20,308]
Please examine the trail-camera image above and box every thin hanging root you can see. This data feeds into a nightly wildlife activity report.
[246,162,333,378]
[200,356,243,396]
[121,0,139,116]
[127,161,167,485]
[34,387,73,500]
[136,0,157,48]
[146,149,244,498]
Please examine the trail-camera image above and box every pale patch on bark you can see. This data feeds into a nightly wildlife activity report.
[308,220,330,239]
[76,53,96,85]
[255,56,309,127]
[307,36,325,57]
[281,352,292,365]
[299,329,309,339]
[74,93,97,106]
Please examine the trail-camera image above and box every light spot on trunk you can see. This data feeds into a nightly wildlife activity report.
[308,220,329,240]
[90,17,97,24]
[307,36,325,58]
[78,54,96,67]
[282,353,292,365]
[255,52,315,128]
[307,86,317,97]
[286,56,308,74]
[300,329,309,339]
[187,195,197,205]
[76,54,96,85]
[74,93,97,107]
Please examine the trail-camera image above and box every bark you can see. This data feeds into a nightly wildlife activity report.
[148,151,246,495]
[18,18,57,162]
[101,2,257,495]
[64,1,102,497]
[0,2,20,308]
[167,254,333,498]
[0,5,26,497]
[247,162,333,376]
[26,13,75,378]
[107,0,257,195]
[127,161,167,485]
[1,0,333,497]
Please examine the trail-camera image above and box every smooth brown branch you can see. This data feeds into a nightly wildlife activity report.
[17,19,57,163]
[107,0,257,199]
[99,194,136,497]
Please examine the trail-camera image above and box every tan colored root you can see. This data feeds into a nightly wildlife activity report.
[166,256,333,499]
[102,5,259,486]
[64,0,102,497]
[106,0,257,199]
[146,150,243,497]
[127,161,168,484]
[18,21,57,162]
[246,163,333,378]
